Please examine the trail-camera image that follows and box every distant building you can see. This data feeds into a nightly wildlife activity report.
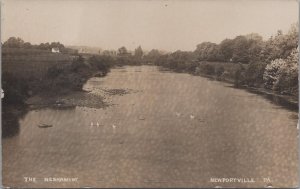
[51,47,60,53]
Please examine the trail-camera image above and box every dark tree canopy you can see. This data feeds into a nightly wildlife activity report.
[3,37,25,48]
[118,46,128,56]
[3,37,66,52]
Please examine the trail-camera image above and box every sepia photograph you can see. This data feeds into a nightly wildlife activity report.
[1,0,299,188]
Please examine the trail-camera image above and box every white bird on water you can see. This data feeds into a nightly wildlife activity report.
[190,115,195,119]
[90,122,94,127]
[112,124,117,129]
[175,112,181,117]
[96,122,100,127]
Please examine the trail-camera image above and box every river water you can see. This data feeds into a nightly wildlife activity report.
[2,66,299,188]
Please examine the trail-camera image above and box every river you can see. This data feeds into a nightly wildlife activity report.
[2,65,299,188]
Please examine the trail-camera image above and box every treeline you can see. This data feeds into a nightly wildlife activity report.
[112,45,145,65]
[2,37,77,54]
[142,23,298,96]
[84,23,299,96]
[97,46,170,67]
[193,27,297,64]
[3,23,298,98]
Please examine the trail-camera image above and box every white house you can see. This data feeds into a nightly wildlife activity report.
[51,47,60,53]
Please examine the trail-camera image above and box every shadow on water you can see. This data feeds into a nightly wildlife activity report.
[247,88,298,112]
[158,68,299,113]
[2,104,28,138]
[2,104,76,138]
[163,68,299,113]
[227,85,298,112]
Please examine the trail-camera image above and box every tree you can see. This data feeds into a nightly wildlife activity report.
[144,49,162,64]
[118,46,128,56]
[232,36,250,63]
[50,42,65,50]
[134,46,143,59]
[261,24,299,62]
[3,37,24,48]
[218,39,235,62]
[23,42,32,49]
[39,42,51,50]
[147,49,161,59]
[283,23,299,57]
[245,33,263,63]
[194,42,218,61]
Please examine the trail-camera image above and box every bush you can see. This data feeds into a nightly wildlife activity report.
[71,56,89,72]
[42,56,94,93]
[263,58,285,89]
[244,62,267,87]
[184,61,198,73]
[234,65,246,87]
[201,64,215,75]
[216,66,225,77]
[88,55,112,74]
[263,48,298,94]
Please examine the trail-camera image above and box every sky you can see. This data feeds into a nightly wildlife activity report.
[1,0,299,51]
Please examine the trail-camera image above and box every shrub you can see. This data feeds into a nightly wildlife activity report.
[234,64,246,87]
[263,58,286,89]
[263,48,298,94]
[88,55,112,74]
[244,62,267,87]
[184,61,198,73]
[201,64,215,75]
[71,56,89,72]
[216,66,225,77]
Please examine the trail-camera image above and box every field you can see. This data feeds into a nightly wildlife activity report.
[2,48,74,79]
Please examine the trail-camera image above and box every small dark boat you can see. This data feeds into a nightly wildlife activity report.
[38,124,53,128]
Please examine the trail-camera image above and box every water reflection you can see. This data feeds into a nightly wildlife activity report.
[2,105,77,138]
[224,85,298,112]
[246,88,298,111]
[2,105,28,138]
